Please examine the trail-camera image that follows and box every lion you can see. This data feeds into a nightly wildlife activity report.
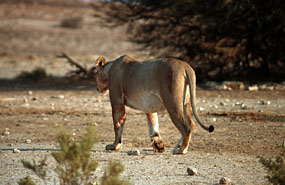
[92,55,214,154]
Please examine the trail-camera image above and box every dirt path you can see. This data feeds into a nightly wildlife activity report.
[0,83,284,184]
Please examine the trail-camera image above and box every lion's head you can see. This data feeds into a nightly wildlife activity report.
[92,56,109,95]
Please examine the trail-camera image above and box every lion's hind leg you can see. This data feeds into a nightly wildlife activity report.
[146,113,166,153]
[162,90,193,154]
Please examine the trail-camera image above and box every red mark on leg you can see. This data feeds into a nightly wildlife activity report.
[119,113,126,125]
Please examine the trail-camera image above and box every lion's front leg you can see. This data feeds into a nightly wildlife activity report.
[106,103,126,151]
[146,113,166,153]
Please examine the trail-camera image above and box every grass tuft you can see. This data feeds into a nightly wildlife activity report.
[18,124,131,185]
[258,145,285,185]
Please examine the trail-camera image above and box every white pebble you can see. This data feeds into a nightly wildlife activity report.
[127,149,140,156]
[51,95,65,99]
[199,107,205,111]
[13,149,21,153]
[241,104,247,109]
[3,130,10,136]
[26,139,32,144]
[219,177,231,184]
[248,85,258,91]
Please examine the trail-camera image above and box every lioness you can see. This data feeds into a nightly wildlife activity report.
[93,55,214,154]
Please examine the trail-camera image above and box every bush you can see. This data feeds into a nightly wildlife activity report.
[51,125,98,185]
[18,176,36,185]
[60,16,83,29]
[258,145,285,185]
[92,0,285,81]
[17,67,47,81]
[101,160,131,185]
[18,124,131,185]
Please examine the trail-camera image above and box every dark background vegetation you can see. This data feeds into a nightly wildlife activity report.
[93,0,285,82]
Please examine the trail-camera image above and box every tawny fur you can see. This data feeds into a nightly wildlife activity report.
[93,55,214,154]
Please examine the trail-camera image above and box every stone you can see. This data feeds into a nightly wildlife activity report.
[241,104,247,109]
[51,95,65,99]
[260,100,271,105]
[3,128,10,136]
[199,107,205,111]
[13,149,21,153]
[3,130,10,136]
[219,177,231,184]
[248,85,258,91]
[127,148,140,156]
[222,81,245,90]
[187,167,198,176]
[26,139,32,144]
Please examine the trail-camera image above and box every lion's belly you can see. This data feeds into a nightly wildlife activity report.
[124,92,165,113]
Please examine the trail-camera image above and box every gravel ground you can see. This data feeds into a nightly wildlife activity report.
[0,2,285,185]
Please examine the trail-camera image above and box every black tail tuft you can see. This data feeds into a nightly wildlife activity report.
[209,125,214,133]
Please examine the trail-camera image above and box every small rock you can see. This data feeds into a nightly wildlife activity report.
[235,102,241,106]
[219,177,231,184]
[26,139,32,144]
[248,85,258,91]
[187,167,198,176]
[127,149,140,156]
[260,100,271,105]
[219,102,226,106]
[43,117,48,121]
[222,81,245,90]
[199,107,205,111]
[13,149,21,153]
[241,104,247,109]
[28,91,33,95]
[24,97,28,103]
[211,118,217,122]
[3,130,10,136]
[51,95,65,99]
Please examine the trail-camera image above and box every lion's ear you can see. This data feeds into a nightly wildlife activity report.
[95,56,106,67]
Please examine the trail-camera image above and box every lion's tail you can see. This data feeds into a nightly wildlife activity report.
[184,69,214,133]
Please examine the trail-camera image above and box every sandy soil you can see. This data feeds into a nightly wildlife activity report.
[0,1,285,185]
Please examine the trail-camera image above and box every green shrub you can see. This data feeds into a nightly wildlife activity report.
[18,176,36,185]
[21,155,48,182]
[18,124,131,185]
[51,125,98,185]
[258,145,285,185]
[101,160,131,185]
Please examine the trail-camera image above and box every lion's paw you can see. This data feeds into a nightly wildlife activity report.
[152,137,166,153]
[173,147,188,155]
[105,143,122,151]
